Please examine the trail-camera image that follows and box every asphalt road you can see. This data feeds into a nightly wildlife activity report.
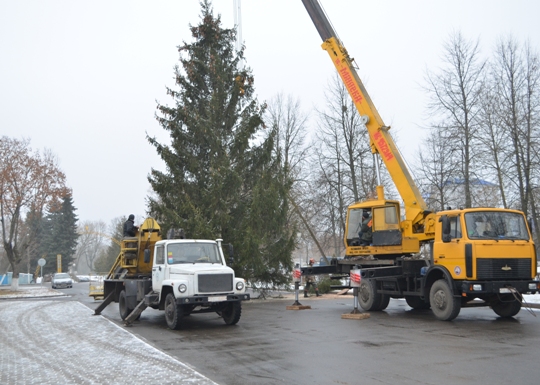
[58,282,540,385]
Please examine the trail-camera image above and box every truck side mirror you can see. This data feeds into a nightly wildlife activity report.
[440,215,451,243]
[144,249,151,264]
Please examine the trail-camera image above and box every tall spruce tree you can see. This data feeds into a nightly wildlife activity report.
[147,0,295,287]
[40,195,79,273]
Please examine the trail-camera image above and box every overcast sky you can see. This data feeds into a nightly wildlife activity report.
[1,1,539,226]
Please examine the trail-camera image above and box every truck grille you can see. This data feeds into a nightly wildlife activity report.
[476,258,531,280]
[198,273,233,293]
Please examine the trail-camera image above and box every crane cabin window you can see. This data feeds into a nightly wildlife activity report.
[346,209,364,241]
[347,205,402,246]
[373,205,400,232]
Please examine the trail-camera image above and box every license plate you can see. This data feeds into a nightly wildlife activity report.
[499,288,511,293]
[208,296,227,302]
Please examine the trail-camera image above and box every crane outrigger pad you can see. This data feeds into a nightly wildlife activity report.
[341,312,370,320]
[286,305,311,310]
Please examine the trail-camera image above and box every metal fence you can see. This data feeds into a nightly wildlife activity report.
[0,273,34,285]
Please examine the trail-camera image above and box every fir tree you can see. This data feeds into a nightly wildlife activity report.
[41,195,79,273]
[147,0,295,287]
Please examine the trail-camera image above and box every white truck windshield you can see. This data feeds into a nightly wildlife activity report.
[166,242,222,264]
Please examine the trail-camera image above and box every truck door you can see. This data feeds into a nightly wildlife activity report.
[435,215,465,279]
[152,244,166,293]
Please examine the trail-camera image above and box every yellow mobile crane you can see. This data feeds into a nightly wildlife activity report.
[301,0,538,320]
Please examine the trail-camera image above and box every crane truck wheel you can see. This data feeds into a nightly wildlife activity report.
[358,279,387,311]
[164,293,183,330]
[429,279,461,321]
[119,290,133,321]
[491,296,522,318]
[221,302,242,325]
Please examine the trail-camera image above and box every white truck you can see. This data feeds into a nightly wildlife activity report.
[93,218,250,329]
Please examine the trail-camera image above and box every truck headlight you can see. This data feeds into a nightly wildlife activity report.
[529,283,538,290]
[236,281,244,291]
[178,284,187,293]
[472,284,482,291]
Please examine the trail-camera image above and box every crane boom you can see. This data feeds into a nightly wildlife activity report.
[301,0,431,235]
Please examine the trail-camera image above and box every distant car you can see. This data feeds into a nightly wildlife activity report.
[51,273,73,289]
[77,275,90,282]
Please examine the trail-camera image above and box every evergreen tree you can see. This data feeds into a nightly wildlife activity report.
[147,0,295,287]
[41,195,79,273]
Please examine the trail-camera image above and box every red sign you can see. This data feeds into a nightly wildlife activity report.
[373,131,394,162]
[338,66,363,104]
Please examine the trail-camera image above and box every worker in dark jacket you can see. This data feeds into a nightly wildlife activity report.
[359,211,372,245]
[123,214,139,237]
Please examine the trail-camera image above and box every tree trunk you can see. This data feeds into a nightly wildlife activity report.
[289,194,329,265]
[10,261,19,291]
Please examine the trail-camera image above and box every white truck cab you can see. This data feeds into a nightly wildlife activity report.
[148,238,249,329]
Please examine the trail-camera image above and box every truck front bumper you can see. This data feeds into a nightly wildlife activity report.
[175,293,250,305]
[460,280,539,295]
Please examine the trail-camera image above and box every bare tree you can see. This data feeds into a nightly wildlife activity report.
[266,93,311,217]
[266,93,309,181]
[316,75,377,204]
[0,137,67,290]
[93,217,124,275]
[520,41,540,241]
[477,82,512,209]
[316,74,376,204]
[493,37,528,210]
[265,93,310,263]
[424,31,486,208]
[416,124,460,211]
[490,36,540,240]
[312,167,347,258]
[75,220,108,274]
